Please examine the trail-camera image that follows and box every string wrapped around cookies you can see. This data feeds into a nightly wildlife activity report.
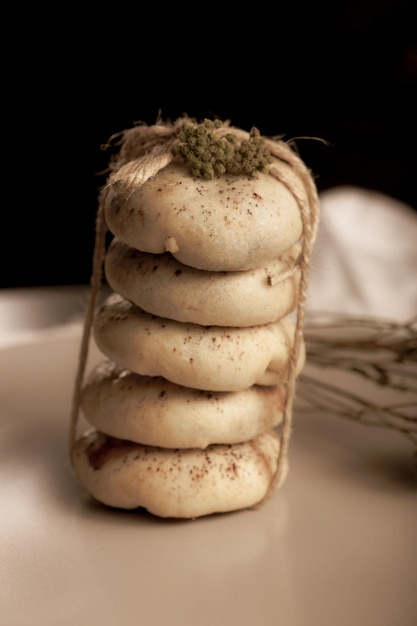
[69,117,320,519]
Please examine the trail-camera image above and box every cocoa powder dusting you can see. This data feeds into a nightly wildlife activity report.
[86,433,137,471]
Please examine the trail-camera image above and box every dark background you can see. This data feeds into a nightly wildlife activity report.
[4,1,416,289]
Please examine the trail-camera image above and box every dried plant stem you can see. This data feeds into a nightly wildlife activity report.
[297,313,417,449]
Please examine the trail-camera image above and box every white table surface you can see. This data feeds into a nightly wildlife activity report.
[1,286,416,626]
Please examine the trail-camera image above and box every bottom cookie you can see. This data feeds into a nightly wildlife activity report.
[70,428,287,519]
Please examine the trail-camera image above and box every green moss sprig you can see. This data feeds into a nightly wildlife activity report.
[173,119,272,179]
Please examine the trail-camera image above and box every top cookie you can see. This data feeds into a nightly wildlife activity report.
[104,158,304,272]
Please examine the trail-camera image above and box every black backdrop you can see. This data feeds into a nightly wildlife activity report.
[4,2,416,289]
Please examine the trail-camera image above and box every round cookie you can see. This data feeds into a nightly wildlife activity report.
[81,359,285,449]
[70,428,287,518]
[93,293,305,392]
[105,238,301,327]
[104,159,304,272]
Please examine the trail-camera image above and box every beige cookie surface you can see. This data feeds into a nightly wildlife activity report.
[81,360,285,449]
[104,159,304,272]
[105,239,300,327]
[93,293,305,392]
[70,428,286,518]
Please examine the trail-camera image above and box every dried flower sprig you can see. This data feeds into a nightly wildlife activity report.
[296,313,417,448]
[173,118,272,179]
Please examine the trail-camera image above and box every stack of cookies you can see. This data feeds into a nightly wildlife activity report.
[70,119,318,519]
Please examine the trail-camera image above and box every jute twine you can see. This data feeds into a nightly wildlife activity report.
[69,117,320,506]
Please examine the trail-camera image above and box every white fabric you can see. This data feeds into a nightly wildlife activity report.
[307,186,417,321]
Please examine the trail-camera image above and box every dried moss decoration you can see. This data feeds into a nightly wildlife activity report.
[174,119,272,179]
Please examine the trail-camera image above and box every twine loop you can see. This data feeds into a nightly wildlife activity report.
[69,118,320,503]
